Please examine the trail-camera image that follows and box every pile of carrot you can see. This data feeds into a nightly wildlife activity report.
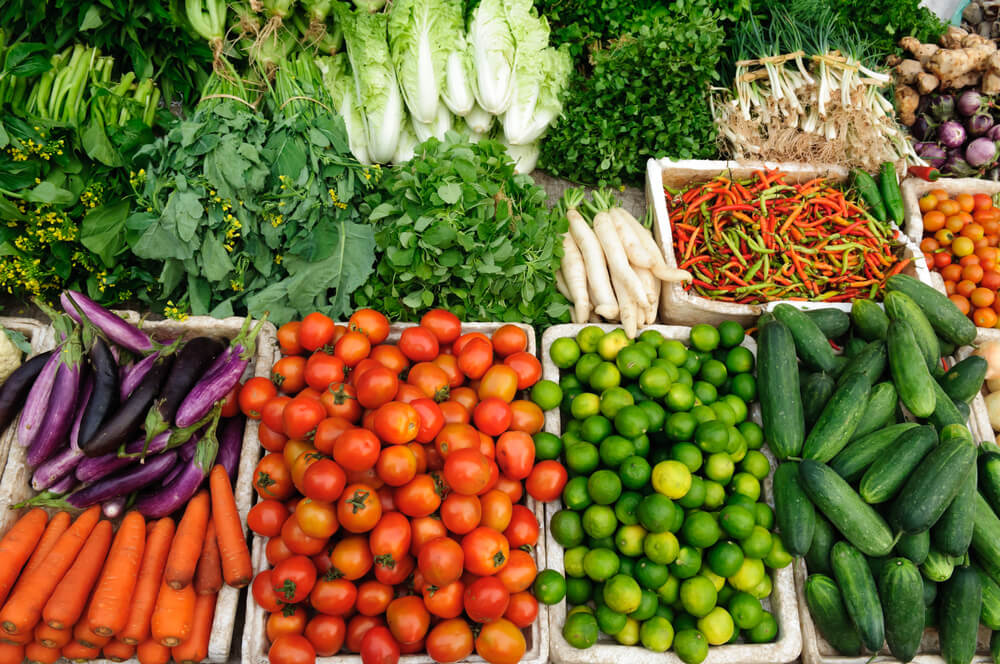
[0,465,251,664]
[667,170,910,303]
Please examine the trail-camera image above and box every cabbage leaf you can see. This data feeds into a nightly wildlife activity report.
[467,0,516,115]
[503,45,571,145]
[318,53,371,164]
[388,0,449,124]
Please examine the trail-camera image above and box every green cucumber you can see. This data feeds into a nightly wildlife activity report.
[772,304,838,373]
[773,461,815,556]
[895,530,930,566]
[802,373,871,463]
[885,290,942,375]
[844,337,867,357]
[837,339,887,387]
[928,380,968,430]
[932,463,977,558]
[853,168,887,222]
[891,424,977,534]
[921,548,956,582]
[806,514,835,575]
[798,459,895,557]
[850,382,898,441]
[859,425,938,504]
[886,274,977,346]
[923,577,938,606]
[976,565,1000,631]
[981,447,1000,516]
[851,299,890,341]
[758,319,804,460]
[831,541,884,652]
[804,574,862,656]
[887,319,937,418]
[939,337,958,357]
[801,372,836,429]
[806,308,850,340]
[879,162,904,225]
[973,492,1000,586]
[954,399,971,422]
[940,355,988,403]
[939,566,982,664]
[829,423,920,483]
[879,558,925,662]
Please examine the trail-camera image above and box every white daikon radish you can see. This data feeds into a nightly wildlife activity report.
[594,211,653,307]
[561,232,591,324]
[610,269,638,339]
[612,208,653,269]
[565,190,618,320]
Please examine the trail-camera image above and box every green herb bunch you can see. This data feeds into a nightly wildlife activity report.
[355,132,570,326]
[539,0,724,187]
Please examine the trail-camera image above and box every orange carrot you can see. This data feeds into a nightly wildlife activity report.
[18,512,69,580]
[42,519,113,629]
[102,639,136,662]
[0,643,23,664]
[164,491,210,590]
[61,640,100,662]
[0,509,48,607]
[210,465,252,588]
[0,630,30,645]
[136,638,170,664]
[0,505,100,636]
[193,520,223,596]
[24,641,59,664]
[87,511,146,637]
[170,592,216,664]
[120,518,175,646]
[150,581,195,647]
[73,618,110,650]
[34,623,71,649]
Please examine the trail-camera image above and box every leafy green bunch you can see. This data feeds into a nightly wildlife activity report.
[354,132,570,326]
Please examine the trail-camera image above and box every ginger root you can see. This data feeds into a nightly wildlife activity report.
[927,42,995,88]
[940,25,970,49]
[900,36,939,67]
[984,52,1000,95]
[917,72,940,94]
[895,84,920,126]
[895,59,925,85]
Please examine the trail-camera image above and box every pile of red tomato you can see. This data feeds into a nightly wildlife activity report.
[237,308,568,664]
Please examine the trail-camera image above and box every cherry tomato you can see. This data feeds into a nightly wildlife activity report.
[273,357,307,395]
[269,633,315,664]
[462,527,509,576]
[370,344,410,374]
[267,536,295,567]
[435,423,480,459]
[386,595,431,645]
[457,339,493,380]
[240,377,278,419]
[333,428,380,472]
[252,570,283,613]
[372,402,420,446]
[440,493,482,535]
[248,499,290,537]
[374,552,415,586]
[330,534,374,580]
[310,577,357,616]
[304,353,346,392]
[431,354,464,389]
[504,591,539,629]
[496,549,536,593]
[281,517,329,556]
[394,473,445,518]
[407,442,428,475]
[335,331,372,368]
[298,387,323,402]
[295,498,339,539]
[475,619,525,664]
[496,431,535,480]
[478,366,518,403]
[349,309,390,345]
[525,459,568,502]
[376,445,418,487]
[272,555,317,604]
[377,486,397,513]
[268,608,309,641]
[504,505,539,549]
[398,327,440,363]
[346,615,386,654]
[439,400,470,426]
[259,423,288,453]
[425,444,445,472]
[283,397,327,440]
[254,453,294,501]
[425,618,474,664]
[360,626,399,664]
[491,325,528,357]
[417,537,465,586]
[443,448,493,496]
[453,333,490,355]
[464,576,510,623]
[473,397,512,437]
[278,321,303,356]
[411,398,445,444]
[420,310,462,344]
[369,511,412,573]
[394,383,425,404]
[408,363,451,402]
[337,483,383,533]
[305,615,346,657]
[356,580,394,617]
[356,366,399,410]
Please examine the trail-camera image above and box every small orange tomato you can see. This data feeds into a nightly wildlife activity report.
[945,214,966,234]
[975,307,999,328]
[962,263,985,284]
[508,400,544,435]
[924,210,946,232]
[938,199,961,216]
[920,237,940,253]
[972,287,997,309]
[974,193,994,211]
[957,192,976,212]
[919,193,939,212]
[478,365,519,403]
[957,279,978,297]
[935,228,955,246]
[951,294,972,315]
[941,263,963,282]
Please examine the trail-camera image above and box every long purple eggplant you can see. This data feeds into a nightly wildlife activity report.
[31,375,94,491]
[175,316,267,428]
[16,349,61,449]
[75,431,171,483]
[66,450,177,508]
[78,336,119,448]
[218,415,245,483]
[119,351,158,401]
[81,354,173,458]
[0,351,54,433]
[50,473,78,495]
[102,497,126,519]
[27,332,83,467]
[144,337,224,445]
[61,290,154,354]
[135,416,220,518]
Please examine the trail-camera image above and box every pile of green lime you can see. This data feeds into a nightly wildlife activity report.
[532,323,790,664]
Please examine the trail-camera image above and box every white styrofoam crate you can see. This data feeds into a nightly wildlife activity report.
[242,322,549,664]
[540,322,802,664]
[0,313,279,664]
[0,317,52,475]
[646,158,931,327]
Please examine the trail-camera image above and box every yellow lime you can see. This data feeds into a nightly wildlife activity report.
[651,460,692,499]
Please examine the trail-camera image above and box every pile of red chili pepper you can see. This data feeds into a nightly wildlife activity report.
[667,170,911,304]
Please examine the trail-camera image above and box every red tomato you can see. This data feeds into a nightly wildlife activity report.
[304,353,346,391]
[254,453,294,501]
[495,549,536,593]
[259,422,288,453]
[373,402,420,445]
[278,321,303,356]
[440,493,482,535]
[478,461,500,498]
[240,377,278,419]
[312,417,352,456]
[295,497,339,539]
[462,527,510,576]
[248,499,290,537]
[453,333,490,355]
[320,384,362,422]
[386,596,431,645]
[449,387,478,412]
[356,580,394,617]
[411,398,445,444]
[493,475,523,503]
[291,448,325,493]
[377,486,397,513]
[273,357,307,395]
[281,517,329,556]
[374,553,415,586]
[305,615,346,657]
[443,448,493,496]
[525,459,568,502]
[269,608,308,640]
[350,358,382,386]
[491,325,528,357]
[370,344,410,374]
[335,331,372,368]
[283,397,327,440]
[504,591,539,628]
[252,570,283,613]
[407,442,428,475]
[508,400,543,434]
[478,366,518,403]
[496,431,535,480]
[346,616,385,654]
[439,400,470,426]
[457,338,493,380]
[360,626,399,664]
[394,473,444,518]
[310,577,357,616]
[346,466,384,490]
[504,505,539,549]
[418,537,465,586]
[330,535,374,580]
[475,619,525,664]
[408,363,451,402]
[425,444,445,472]
[337,483,383,533]
[409,515,449,557]
[432,354,464,388]
[269,634,315,664]
[355,366,399,410]
[434,423,480,459]
[299,313,336,352]
[420,310,462,344]
[425,618,474,663]
[333,428,380,472]
[376,445,418,487]
[422,580,465,620]
[272,555,317,604]
[398,327,440,362]
[479,489,513,532]
[369,512,412,573]
[478,432,496,459]
[298,387,323,402]
[267,536,295,567]
[394,383,425,404]
[349,309,390,345]
[503,352,541,389]
[463,576,510,623]
[473,397,512,437]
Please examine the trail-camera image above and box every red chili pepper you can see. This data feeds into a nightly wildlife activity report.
[908,166,940,182]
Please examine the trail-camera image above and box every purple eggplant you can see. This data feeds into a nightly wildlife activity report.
[144,337,225,446]
[32,375,95,491]
[911,116,934,141]
[967,137,999,168]
[969,112,995,137]
[102,497,126,519]
[175,316,267,428]
[958,89,984,117]
[61,290,153,354]
[930,94,956,122]
[120,351,158,401]
[16,349,61,449]
[939,120,967,148]
[49,473,77,495]
[78,336,119,448]
[218,416,245,482]
[945,154,978,177]
[65,450,177,509]
[76,431,172,483]
[918,144,948,168]
[27,331,83,467]
[135,419,220,518]
[0,350,54,433]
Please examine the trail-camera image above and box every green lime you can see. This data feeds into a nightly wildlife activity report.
[551,509,585,547]
[726,492,756,511]
[598,330,630,361]
[637,401,666,433]
[680,575,717,617]
[694,420,729,454]
[674,367,694,387]
[690,405,717,424]
[655,603,675,621]
[562,476,592,511]
[561,373,583,391]
[690,324,720,352]
[639,329,665,348]
[673,613,697,633]
[604,574,642,614]
[561,389,582,412]
[564,546,588,578]
[533,569,567,605]
[615,617,640,645]
[615,524,647,557]
[596,604,628,636]
[682,510,721,549]
[707,541,745,577]
[640,615,674,652]
[728,591,764,629]
[570,392,600,420]
[698,360,728,388]
[728,558,766,594]
[551,337,582,368]
[629,589,659,621]
[577,326,605,354]
[634,341,658,360]
[738,420,764,450]
[589,362,621,391]
[615,491,642,525]
[705,453,735,484]
[599,386,634,419]
[651,460,692,500]
[614,405,649,438]
[692,381,718,405]
[644,532,680,565]
[747,611,778,643]
[731,472,761,501]
[562,610,599,649]
[533,432,563,461]
[575,353,602,383]
[749,574,772,600]
[740,450,769,480]
[582,504,618,539]
[727,427,747,460]
[635,557,670,590]
[565,423,583,439]
[638,494,676,533]
[598,435,634,469]
[754,503,774,529]
[698,606,735,645]
[682,352,703,375]
[652,358,680,381]
[718,321,745,348]
[702,481,726,510]
[709,401,736,427]
[729,373,757,402]
[565,443,600,475]
[674,629,709,664]
[630,434,650,458]
[671,442,703,472]
[588,469,623,505]
[670,546,703,579]
[659,340,689,366]
[656,576,680,605]
[589,535,615,551]
[764,536,794,569]
[531,381,562,412]
[566,577,594,605]
[580,415,613,444]
[650,447,670,466]
[740,526,773,559]
[677,475,706,509]
[639,367,672,399]
[624,383,645,404]
[568,605,593,617]
[666,412,698,443]
[617,346,651,379]
[717,584,735,607]
[719,505,756,540]
[725,346,754,374]
[720,394,748,424]
[583,548,620,581]
[618,557,635,578]
[619,456,652,490]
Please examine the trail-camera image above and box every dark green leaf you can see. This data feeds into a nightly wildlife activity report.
[80,201,130,267]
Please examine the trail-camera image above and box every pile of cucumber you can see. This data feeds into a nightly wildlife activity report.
[760,275,1000,663]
